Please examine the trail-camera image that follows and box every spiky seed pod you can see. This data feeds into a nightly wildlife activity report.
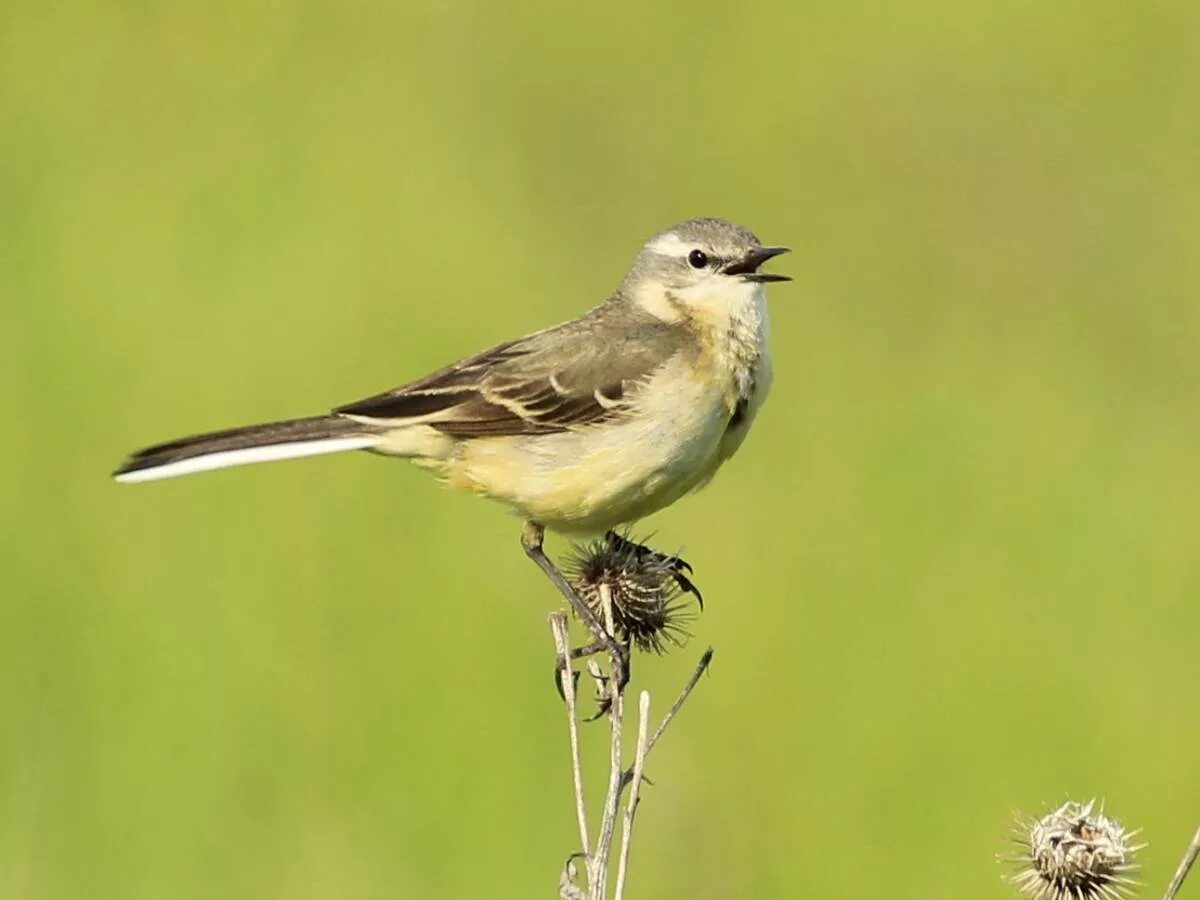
[564,532,701,655]
[1007,800,1144,900]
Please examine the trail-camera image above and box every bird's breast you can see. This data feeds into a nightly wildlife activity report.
[710,297,773,466]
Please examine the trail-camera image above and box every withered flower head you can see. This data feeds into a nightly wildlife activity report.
[564,531,701,654]
[1007,800,1144,900]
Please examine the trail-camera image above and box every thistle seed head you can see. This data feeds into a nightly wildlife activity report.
[565,532,700,655]
[1007,800,1144,900]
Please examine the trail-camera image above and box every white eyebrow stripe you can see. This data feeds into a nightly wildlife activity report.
[646,233,695,257]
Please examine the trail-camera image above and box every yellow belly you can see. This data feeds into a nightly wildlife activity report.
[448,414,728,532]
[442,360,741,532]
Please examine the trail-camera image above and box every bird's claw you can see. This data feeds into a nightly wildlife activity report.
[553,662,581,702]
[554,639,631,719]
[602,530,704,610]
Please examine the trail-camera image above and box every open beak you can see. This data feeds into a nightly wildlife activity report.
[724,245,791,282]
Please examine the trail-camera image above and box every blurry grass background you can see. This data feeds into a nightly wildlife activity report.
[3,1,1199,898]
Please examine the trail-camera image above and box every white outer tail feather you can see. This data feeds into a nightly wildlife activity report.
[114,436,380,483]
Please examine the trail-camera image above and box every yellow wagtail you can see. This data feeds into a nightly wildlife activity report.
[114,217,789,673]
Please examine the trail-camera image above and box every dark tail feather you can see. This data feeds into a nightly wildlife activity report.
[113,416,381,483]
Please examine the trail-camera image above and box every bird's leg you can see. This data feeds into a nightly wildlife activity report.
[523,521,629,694]
[603,530,704,609]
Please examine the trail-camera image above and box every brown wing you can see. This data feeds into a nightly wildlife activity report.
[333,302,686,438]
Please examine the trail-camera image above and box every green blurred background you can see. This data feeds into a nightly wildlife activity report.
[3,1,1199,897]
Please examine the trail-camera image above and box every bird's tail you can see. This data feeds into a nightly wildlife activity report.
[113,415,382,483]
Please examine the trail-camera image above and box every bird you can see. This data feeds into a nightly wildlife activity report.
[113,217,789,538]
[114,216,788,681]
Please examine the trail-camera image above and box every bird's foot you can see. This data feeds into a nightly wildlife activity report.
[554,638,631,720]
[602,530,704,610]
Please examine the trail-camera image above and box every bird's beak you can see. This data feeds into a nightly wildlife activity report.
[724,246,791,282]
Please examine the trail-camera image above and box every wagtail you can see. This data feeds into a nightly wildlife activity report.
[114,218,789,666]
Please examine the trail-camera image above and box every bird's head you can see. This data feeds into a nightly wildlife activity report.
[621,217,790,322]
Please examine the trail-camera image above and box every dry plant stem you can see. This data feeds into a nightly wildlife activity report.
[589,583,624,900]
[1163,824,1200,900]
[647,646,713,756]
[614,691,651,900]
[550,612,590,860]
[559,855,587,900]
[547,579,712,899]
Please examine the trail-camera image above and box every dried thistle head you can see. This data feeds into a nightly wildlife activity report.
[564,531,701,654]
[1006,800,1144,900]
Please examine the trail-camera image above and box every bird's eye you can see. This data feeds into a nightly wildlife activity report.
[687,249,709,269]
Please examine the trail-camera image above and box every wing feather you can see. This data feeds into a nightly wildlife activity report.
[334,302,685,438]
